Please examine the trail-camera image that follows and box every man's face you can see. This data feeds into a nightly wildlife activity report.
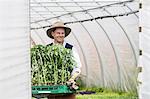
[52,28,65,44]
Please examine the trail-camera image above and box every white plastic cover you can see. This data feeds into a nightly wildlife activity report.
[0,0,31,99]
[139,0,150,98]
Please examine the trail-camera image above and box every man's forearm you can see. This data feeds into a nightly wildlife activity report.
[70,70,80,81]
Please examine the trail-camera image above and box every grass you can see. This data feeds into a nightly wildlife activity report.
[77,95,137,99]
[76,93,138,99]
[76,87,138,99]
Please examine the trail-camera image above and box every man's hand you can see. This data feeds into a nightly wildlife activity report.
[67,78,75,85]
[67,78,75,88]
[67,78,79,90]
[67,70,80,90]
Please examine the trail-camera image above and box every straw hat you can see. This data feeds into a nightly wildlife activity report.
[46,21,71,39]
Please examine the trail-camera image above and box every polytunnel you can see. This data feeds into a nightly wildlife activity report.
[1,0,150,99]
[30,0,139,92]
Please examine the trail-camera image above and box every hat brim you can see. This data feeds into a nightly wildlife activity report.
[46,26,71,39]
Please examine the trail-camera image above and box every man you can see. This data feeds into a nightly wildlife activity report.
[46,21,81,88]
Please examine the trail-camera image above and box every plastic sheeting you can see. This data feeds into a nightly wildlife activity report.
[139,0,150,98]
[0,0,31,99]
